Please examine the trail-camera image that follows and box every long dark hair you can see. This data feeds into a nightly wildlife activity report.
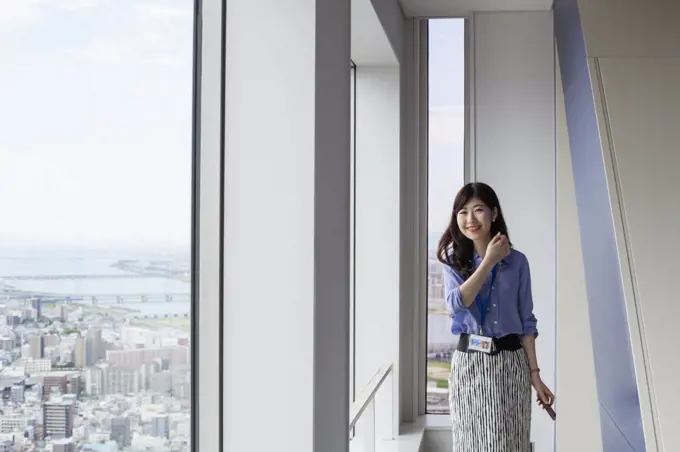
[436,182,511,278]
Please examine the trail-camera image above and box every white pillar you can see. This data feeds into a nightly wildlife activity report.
[353,66,400,440]
[555,46,602,452]
[222,0,351,451]
[473,12,556,451]
[196,0,224,450]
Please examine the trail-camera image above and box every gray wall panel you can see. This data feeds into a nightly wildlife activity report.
[598,57,680,451]
[555,45,602,452]
[474,11,555,451]
[554,0,645,450]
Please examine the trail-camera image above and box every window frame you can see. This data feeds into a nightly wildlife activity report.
[349,59,357,417]
[407,15,473,425]
[195,0,224,450]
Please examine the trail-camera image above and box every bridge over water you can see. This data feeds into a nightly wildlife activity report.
[0,273,183,281]
[0,291,190,304]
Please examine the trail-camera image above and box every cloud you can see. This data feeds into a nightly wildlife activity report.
[63,39,127,65]
[53,0,103,10]
[30,0,103,10]
[132,3,192,24]
[0,146,11,167]
[0,0,104,32]
[57,2,191,66]
[63,35,185,66]
[427,105,466,229]
[0,1,39,31]
[429,106,465,147]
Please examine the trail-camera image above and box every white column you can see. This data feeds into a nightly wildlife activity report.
[554,46,602,452]
[353,65,400,439]
[196,0,224,451]
[222,0,351,451]
[473,11,556,452]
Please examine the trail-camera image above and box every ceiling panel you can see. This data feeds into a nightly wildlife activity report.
[352,0,398,66]
[399,0,553,17]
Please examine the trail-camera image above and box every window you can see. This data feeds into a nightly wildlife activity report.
[349,61,356,409]
[0,1,194,449]
[426,18,466,415]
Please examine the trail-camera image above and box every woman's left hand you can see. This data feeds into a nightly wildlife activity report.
[531,372,555,407]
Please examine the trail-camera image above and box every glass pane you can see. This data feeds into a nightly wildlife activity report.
[0,1,194,449]
[349,63,356,407]
[348,63,356,440]
[426,18,465,415]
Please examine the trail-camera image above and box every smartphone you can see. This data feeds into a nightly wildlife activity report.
[540,402,556,421]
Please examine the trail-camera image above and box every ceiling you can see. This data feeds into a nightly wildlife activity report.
[352,0,398,66]
[350,0,555,65]
[398,0,554,17]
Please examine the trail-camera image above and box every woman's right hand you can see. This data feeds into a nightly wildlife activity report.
[485,232,510,264]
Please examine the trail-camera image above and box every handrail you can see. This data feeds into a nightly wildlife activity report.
[349,363,393,431]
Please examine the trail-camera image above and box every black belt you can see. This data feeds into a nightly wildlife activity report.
[457,333,522,355]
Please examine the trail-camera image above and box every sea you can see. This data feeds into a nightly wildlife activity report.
[0,246,191,317]
[0,241,455,341]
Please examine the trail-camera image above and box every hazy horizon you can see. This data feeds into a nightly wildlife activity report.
[0,0,193,249]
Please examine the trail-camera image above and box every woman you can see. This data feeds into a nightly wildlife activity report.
[437,182,554,452]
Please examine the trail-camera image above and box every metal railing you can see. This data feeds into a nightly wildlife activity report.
[348,363,394,452]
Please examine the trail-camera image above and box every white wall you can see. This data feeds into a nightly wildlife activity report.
[368,0,405,62]
[398,17,425,426]
[595,57,680,452]
[556,2,680,450]
[578,0,680,58]
[196,1,224,450]
[473,11,556,452]
[221,0,351,450]
[354,66,401,440]
[554,47,602,452]
[352,0,397,66]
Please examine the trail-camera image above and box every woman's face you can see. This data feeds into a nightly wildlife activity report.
[456,197,496,241]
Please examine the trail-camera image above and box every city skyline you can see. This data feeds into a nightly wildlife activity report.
[0,1,194,450]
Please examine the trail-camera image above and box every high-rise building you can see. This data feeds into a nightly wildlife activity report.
[0,336,14,351]
[43,401,75,439]
[83,366,104,396]
[52,438,74,452]
[106,346,188,368]
[60,305,68,322]
[66,374,81,397]
[31,298,42,319]
[19,358,51,374]
[151,415,169,439]
[171,369,191,400]
[105,366,140,395]
[110,416,131,447]
[40,371,80,401]
[150,371,172,395]
[0,414,28,433]
[20,343,31,358]
[74,337,85,368]
[44,334,59,347]
[85,327,103,364]
[10,383,24,403]
[29,335,45,359]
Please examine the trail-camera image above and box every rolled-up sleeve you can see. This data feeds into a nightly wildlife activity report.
[443,265,467,314]
[518,254,539,337]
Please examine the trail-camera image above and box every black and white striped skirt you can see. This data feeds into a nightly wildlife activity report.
[448,349,531,452]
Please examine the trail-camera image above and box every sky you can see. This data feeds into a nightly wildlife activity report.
[0,5,462,249]
[0,0,194,249]
[428,19,466,233]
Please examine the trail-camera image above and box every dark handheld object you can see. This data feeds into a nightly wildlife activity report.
[540,401,556,421]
